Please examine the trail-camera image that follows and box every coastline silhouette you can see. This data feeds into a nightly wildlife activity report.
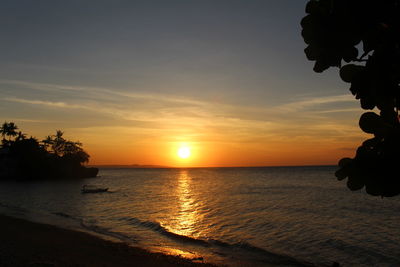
[0,121,98,180]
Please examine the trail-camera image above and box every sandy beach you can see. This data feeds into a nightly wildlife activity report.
[0,214,215,267]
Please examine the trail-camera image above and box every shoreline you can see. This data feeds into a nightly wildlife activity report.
[0,214,216,267]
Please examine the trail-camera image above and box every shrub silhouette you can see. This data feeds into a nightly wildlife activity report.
[301,0,400,197]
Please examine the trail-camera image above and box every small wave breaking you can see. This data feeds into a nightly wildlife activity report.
[52,211,139,243]
[119,216,307,266]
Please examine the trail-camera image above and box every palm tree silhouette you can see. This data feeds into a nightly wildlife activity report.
[0,122,18,146]
[15,131,27,142]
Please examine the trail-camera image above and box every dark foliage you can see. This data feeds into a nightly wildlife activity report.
[0,122,98,180]
[301,0,400,197]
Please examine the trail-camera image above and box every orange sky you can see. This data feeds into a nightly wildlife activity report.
[12,98,367,167]
[0,1,370,167]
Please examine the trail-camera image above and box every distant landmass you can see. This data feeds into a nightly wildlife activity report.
[91,164,336,169]
[91,164,170,169]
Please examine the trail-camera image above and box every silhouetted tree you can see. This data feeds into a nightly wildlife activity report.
[41,130,89,164]
[0,123,96,180]
[0,122,18,147]
[15,131,27,142]
[301,0,400,197]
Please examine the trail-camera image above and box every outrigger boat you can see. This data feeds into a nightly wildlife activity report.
[81,185,108,193]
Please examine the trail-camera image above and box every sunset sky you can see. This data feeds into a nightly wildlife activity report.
[0,1,368,167]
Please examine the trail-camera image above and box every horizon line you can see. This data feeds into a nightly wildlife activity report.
[88,164,337,169]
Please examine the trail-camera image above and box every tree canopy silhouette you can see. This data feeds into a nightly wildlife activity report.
[0,122,97,180]
[0,122,18,147]
[301,0,400,197]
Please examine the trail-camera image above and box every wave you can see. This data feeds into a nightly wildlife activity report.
[50,212,309,266]
[122,217,211,246]
[51,211,138,243]
[0,202,28,213]
[52,211,75,219]
[16,209,310,266]
[80,221,138,243]
[119,216,308,266]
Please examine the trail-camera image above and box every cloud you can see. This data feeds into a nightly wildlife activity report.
[0,79,358,116]
[0,79,205,106]
[0,118,53,123]
[315,108,360,114]
[274,94,357,113]
[1,79,364,146]
[4,97,82,109]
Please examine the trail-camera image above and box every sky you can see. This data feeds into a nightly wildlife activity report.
[0,0,368,167]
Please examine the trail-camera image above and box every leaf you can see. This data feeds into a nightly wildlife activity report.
[313,60,330,73]
[338,157,352,167]
[359,112,381,134]
[300,14,313,29]
[365,181,383,196]
[335,167,348,181]
[339,64,364,83]
[362,137,381,148]
[360,97,375,110]
[305,0,319,14]
[304,45,320,60]
[342,46,359,63]
[347,174,364,191]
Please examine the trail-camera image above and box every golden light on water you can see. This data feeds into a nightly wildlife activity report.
[162,170,202,238]
[175,170,199,236]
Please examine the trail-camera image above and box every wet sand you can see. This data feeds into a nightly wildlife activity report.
[0,214,215,267]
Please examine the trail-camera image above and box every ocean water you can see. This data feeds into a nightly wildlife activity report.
[1,166,400,266]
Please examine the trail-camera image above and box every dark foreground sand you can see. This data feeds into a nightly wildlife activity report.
[0,214,215,267]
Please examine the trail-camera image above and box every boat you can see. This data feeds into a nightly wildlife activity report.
[81,185,108,193]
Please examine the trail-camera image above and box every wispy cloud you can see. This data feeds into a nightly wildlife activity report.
[0,118,53,123]
[4,97,83,109]
[275,94,357,113]
[315,108,360,114]
[1,79,364,147]
[0,79,205,106]
[0,79,358,115]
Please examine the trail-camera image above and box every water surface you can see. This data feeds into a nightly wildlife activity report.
[1,166,399,266]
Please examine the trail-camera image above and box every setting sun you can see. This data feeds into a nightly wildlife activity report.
[177,147,191,159]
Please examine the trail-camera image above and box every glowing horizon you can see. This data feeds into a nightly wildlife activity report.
[0,1,367,167]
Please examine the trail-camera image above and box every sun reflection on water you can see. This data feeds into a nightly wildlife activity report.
[163,170,202,238]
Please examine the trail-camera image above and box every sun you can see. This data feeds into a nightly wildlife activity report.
[177,146,191,159]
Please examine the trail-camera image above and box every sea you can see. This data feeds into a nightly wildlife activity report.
[0,166,400,266]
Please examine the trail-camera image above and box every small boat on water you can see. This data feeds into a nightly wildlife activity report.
[81,185,108,193]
